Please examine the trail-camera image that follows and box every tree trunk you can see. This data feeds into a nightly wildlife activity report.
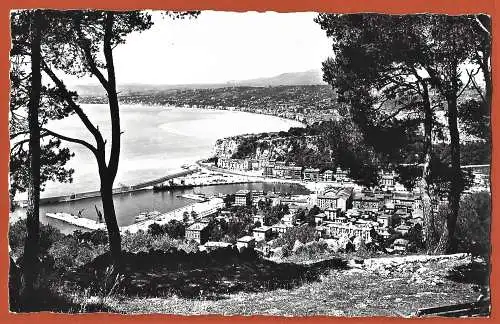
[482,53,491,107]
[420,82,435,253]
[103,12,121,184]
[435,93,461,254]
[100,12,122,268]
[99,180,121,266]
[21,10,42,307]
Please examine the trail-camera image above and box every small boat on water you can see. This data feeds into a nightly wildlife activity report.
[134,210,161,223]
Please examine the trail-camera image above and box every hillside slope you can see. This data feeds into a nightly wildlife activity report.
[102,254,487,316]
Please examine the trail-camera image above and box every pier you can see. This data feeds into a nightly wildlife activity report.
[43,197,224,234]
[38,168,198,205]
[46,212,106,231]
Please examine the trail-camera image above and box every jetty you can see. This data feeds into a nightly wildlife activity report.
[46,212,106,231]
[45,197,225,234]
[39,167,198,205]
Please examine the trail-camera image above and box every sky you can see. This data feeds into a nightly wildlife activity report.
[65,11,333,86]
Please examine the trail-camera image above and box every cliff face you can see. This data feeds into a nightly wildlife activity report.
[213,137,243,158]
[214,134,324,161]
[253,136,323,160]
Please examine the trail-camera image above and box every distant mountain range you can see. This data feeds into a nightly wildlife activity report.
[75,69,327,97]
[226,69,326,87]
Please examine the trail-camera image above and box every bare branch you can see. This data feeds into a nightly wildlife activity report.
[379,104,413,125]
[466,69,486,104]
[457,68,479,99]
[10,132,50,154]
[10,138,28,154]
[41,59,106,149]
[74,22,109,91]
[43,128,97,154]
[10,130,30,139]
[80,42,110,91]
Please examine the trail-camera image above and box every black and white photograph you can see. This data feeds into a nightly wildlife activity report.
[8,10,491,316]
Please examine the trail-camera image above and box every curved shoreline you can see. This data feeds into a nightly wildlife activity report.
[16,105,303,203]
[161,104,307,129]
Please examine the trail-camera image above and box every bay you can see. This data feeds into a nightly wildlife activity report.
[11,104,306,233]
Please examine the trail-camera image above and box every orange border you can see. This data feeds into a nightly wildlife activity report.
[0,0,497,323]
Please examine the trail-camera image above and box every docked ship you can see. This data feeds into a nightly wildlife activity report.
[153,179,194,192]
[176,193,209,202]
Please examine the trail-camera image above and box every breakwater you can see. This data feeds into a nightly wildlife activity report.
[39,168,198,205]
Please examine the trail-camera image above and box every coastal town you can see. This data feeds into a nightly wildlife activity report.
[184,166,422,255]
[8,10,491,317]
[46,150,489,261]
[80,85,340,125]
[167,157,486,257]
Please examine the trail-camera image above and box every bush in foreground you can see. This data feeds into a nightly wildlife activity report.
[429,192,491,255]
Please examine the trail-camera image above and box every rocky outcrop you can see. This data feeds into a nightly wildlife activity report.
[213,137,244,158]
[348,253,471,285]
[214,134,324,160]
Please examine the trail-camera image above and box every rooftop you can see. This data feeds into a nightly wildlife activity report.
[187,222,209,231]
[237,235,255,243]
[319,187,353,199]
[253,226,271,232]
[204,241,233,248]
[272,223,293,229]
[353,194,381,202]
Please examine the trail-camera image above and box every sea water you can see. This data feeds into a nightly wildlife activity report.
[10,104,305,233]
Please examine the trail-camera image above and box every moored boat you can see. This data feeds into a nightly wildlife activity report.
[153,183,194,192]
[134,210,161,223]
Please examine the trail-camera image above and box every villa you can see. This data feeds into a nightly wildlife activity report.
[186,222,210,244]
[317,187,354,211]
[234,189,251,206]
[253,225,272,242]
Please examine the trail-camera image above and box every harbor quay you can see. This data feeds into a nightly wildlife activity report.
[46,196,225,234]
[121,197,225,234]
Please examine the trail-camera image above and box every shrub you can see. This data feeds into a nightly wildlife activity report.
[150,234,176,251]
[162,220,185,239]
[271,225,316,251]
[148,223,164,237]
[429,192,491,255]
[177,240,199,254]
[122,230,154,253]
[295,241,328,259]
[9,219,64,259]
[353,241,374,259]
[403,223,425,252]
[147,221,185,239]
[74,229,109,246]
[48,235,107,270]
[455,192,491,256]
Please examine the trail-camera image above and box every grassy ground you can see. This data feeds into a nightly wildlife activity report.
[98,254,486,316]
